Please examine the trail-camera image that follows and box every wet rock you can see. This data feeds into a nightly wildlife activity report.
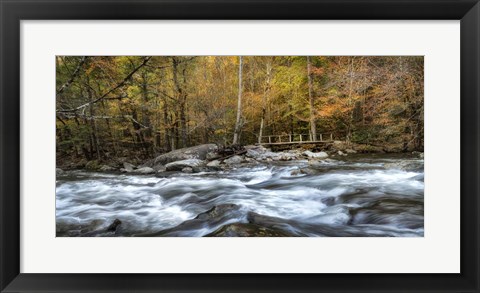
[206,223,294,237]
[106,219,122,232]
[337,150,346,156]
[153,144,218,167]
[182,167,193,173]
[154,165,167,172]
[290,168,310,176]
[134,167,156,174]
[224,155,244,165]
[56,168,64,176]
[206,151,221,160]
[278,152,298,161]
[165,159,206,171]
[321,196,336,206]
[150,204,242,237]
[303,151,328,159]
[384,161,424,172]
[345,148,357,154]
[206,160,221,168]
[123,162,135,172]
[99,165,116,172]
[195,204,239,220]
[245,145,268,158]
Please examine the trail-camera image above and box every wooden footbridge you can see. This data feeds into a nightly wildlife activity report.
[259,133,335,146]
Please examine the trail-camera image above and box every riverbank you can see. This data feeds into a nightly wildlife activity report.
[56,142,424,175]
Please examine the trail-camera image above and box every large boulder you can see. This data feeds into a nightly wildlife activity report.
[153,144,217,167]
[165,159,206,171]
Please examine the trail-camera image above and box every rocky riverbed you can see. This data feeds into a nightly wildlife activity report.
[56,144,424,237]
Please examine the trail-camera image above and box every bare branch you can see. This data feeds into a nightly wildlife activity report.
[57,56,152,113]
[56,56,88,96]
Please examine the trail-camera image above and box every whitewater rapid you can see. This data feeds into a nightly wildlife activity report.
[56,155,424,237]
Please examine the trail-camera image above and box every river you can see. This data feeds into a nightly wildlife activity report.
[56,154,424,237]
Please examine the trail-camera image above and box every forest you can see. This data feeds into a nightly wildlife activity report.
[56,56,424,166]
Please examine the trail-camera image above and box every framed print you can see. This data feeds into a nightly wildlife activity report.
[1,0,479,292]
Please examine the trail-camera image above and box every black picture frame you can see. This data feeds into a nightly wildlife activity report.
[1,0,479,292]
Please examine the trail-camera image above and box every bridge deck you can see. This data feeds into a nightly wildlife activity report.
[259,133,337,146]
[260,140,333,146]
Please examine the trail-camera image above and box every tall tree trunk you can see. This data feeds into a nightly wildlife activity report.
[307,56,317,141]
[258,59,272,144]
[172,57,188,148]
[141,72,152,139]
[346,57,355,143]
[87,87,101,160]
[233,56,243,145]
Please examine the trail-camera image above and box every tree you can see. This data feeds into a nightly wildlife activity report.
[258,58,272,144]
[307,56,317,141]
[233,56,243,145]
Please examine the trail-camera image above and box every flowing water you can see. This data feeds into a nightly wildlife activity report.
[56,154,424,237]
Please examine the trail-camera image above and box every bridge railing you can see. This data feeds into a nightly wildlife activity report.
[259,133,334,144]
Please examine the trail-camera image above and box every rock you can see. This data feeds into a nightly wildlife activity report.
[303,151,329,159]
[56,168,64,176]
[152,144,217,167]
[321,197,336,206]
[134,167,155,174]
[224,155,244,165]
[137,159,155,169]
[337,150,347,156]
[106,219,122,232]
[195,204,239,220]
[419,153,424,159]
[245,145,268,158]
[206,151,221,160]
[290,169,305,176]
[345,148,357,154]
[182,167,193,173]
[99,165,116,172]
[206,223,293,237]
[85,160,101,171]
[165,159,206,171]
[384,161,424,172]
[277,152,298,161]
[206,160,221,168]
[123,162,135,172]
[148,204,242,236]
